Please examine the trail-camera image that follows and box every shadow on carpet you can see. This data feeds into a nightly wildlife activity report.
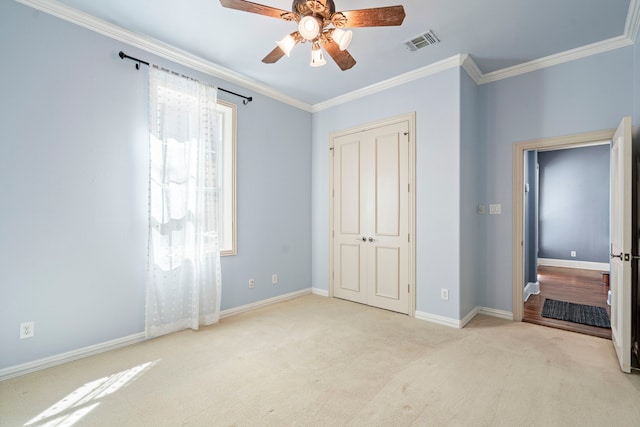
[541,298,611,328]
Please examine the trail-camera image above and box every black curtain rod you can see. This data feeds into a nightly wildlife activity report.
[118,51,253,105]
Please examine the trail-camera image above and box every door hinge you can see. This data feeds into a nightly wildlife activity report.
[408,284,410,293]
[408,234,410,243]
[408,184,410,192]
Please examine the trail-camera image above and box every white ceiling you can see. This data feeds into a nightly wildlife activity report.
[29,0,635,105]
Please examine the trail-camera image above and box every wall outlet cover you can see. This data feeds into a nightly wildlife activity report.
[20,322,34,339]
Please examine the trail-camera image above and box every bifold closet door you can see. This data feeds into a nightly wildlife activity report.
[333,120,409,314]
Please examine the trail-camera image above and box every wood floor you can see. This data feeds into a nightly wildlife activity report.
[523,265,612,339]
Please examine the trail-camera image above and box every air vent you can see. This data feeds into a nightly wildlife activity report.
[403,30,440,51]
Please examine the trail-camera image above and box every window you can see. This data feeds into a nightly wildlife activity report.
[217,99,237,256]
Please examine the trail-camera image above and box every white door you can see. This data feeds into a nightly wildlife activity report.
[610,116,633,373]
[333,120,410,314]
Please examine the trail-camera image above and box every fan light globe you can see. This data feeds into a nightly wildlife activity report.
[299,16,321,40]
[310,45,326,67]
[276,34,296,56]
[332,28,352,51]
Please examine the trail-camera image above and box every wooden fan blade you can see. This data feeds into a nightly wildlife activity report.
[262,46,286,64]
[339,5,406,28]
[262,32,301,63]
[219,0,290,19]
[322,39,356,71]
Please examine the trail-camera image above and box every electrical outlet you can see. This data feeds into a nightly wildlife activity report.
[20,322,34,339]
[440,289,449,301]
[489,204,502,215]
[478,204,486,215]
[272,274,278,284]
[249,279,255,289]
[570,251,577,258]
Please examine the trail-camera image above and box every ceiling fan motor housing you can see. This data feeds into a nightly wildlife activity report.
[293,0,335,18]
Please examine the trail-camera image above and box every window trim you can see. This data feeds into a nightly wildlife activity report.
[218,99,237,256]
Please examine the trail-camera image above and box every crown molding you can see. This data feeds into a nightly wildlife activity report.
[312,54,466,112]
[15,0,313,112]
[478,35,633,85]
[477,0,640,85]
[15,0,640,110]
[461,55,483,85]
[626,0,640,42]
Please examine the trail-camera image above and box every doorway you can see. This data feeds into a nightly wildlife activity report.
[328,113,416,315]
[522,144,612,338]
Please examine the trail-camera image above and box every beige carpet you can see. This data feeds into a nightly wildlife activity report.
[1,294,639,426]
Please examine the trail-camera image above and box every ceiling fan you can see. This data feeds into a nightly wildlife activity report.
[219,0,406,70]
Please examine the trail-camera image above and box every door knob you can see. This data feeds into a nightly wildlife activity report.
[368,237,375,242]
[610,252,623,260]
[356,237,366,242]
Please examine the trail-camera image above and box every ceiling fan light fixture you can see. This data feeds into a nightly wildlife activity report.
[310,44,326,67]
[332,28,352,51]
[276,34,296,56]
[299,15,321,40]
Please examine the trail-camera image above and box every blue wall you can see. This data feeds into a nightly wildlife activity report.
[538,145,610,263]
[0,1,311,369]
[460,70,484,318]
[479,47,634,311]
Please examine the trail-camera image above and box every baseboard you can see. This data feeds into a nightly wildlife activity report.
[476,306,514,320]
[460,307,480,328]
[524,281,541,302]
[414,311,463,329]
[538,258,609,271]
[311,287,329,297]
[220,288,312,319]
[462,306,514,327]
[0,332,146,382]
[415,305,514,329]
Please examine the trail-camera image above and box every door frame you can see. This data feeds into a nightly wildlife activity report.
[512,128,616,321]
[329,112,417,316]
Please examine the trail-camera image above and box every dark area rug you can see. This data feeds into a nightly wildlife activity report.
[541,298,611,328]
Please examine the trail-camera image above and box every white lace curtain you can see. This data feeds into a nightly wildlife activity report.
[146,66,222,338]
